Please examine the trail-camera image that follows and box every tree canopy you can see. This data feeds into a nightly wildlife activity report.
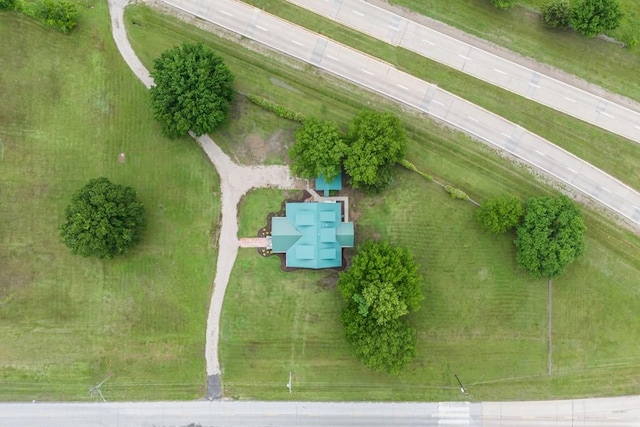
[514,195,586,279]
[37,0,78,33]
[338,241,423,373]
[289,118,347,180]
[60,177,146,259]
[570,0,623,37]
[476,195,524,234]
[343,110,407,193]
[150,43,234,139]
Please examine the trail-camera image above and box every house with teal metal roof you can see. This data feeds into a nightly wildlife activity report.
[315,174,342,197]
[271,201,354,269]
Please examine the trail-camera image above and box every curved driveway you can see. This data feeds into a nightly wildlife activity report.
[166,0,640,227]
[287,0,640,145]
[109,0,304,398]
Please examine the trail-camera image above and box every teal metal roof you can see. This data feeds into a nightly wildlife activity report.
[315,174,343,197]
[271,202,354,269]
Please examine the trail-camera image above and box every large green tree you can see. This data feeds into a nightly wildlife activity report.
[515,196,586,279]
[476,195,524,234]
[338,241,423,373]
[570,0,623,37]
[289,118,347,180]
[343,110,407,193]
[60,177,146,259]
[150,43,234,139]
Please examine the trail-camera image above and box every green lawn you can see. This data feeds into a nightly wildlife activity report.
[125,6,640,401]
[224,0,640,194]
[389,0,640,101]
[222,176,640,401]
[0,6,220,400]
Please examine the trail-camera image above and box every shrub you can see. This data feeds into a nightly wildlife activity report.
[476,196,524,234]
[542,1,572,29]
[399,159,434,182]
[570,0,623,37]
[37,0,78,33]
[0,0,16,10]
[445,185,470,201]
[491,0,516,10]
[246,94,306,123]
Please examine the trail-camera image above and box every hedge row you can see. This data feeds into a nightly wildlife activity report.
[246,94,306,123]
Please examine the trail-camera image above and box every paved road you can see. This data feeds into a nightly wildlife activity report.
[3,397,640,426]
[287,0,640,145]
[164,0,640,227]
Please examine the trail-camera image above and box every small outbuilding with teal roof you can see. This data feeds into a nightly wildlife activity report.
[271,201,354,269]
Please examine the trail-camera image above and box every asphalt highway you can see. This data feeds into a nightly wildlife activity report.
[287,0,640,145]
[3,397,640,426]
[164,0,640,227]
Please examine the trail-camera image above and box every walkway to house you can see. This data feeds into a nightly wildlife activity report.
[107,0,305,399]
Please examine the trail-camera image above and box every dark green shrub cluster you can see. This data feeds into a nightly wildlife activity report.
[491,0,516,10]
[542,1,572,29]
[0,0,16,11]
[246,94,306,123]
[12,0,78,33]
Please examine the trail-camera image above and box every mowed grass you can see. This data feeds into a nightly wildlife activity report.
[129,6,640,400]
[0,6,220,400]
[222,176,640,401]
[224,0,640,193]
[389,0,640,102]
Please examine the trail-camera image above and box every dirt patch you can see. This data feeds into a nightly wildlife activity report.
[245,133,268,163]
[240,130,291,164]
[0,259,34,295]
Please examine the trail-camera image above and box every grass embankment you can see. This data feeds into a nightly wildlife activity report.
[237,0,640,192]
[0,5,220,400]
[389,0,640,101]
[127,6,640,401]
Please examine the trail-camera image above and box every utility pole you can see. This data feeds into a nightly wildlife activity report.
[89,373,113,402]
[286,371,292,394]
[454,374,468,395]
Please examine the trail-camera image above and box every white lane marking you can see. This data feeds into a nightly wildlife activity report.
[255,25,268,32]
[458,54,471,61]
[432,100,444,106]
[535,150,545,156]
[501,133,511,138]
[352,10,364,16]
[467,116,478,122]
[601,187,611,193]
[219,10,232,17]
[291,40,304,47]
[493,68,507,75]
[529,83,541,88]
[635,125,640,130]
[422,39,434,45]
[326,55,339,61]
[388,25,398,30]
[396,84,408,90]
[601,111,615,119]
[361,69,375,76]
[564,96,576,103]
[567,167,578,174]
